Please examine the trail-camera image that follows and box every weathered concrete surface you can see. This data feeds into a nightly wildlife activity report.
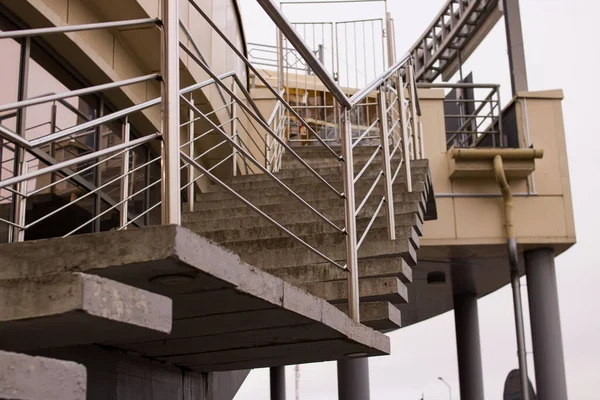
[335,301,402,332]
[0,226,390,371]
[301,277,409,304]
[0,350,86,400]
[0,273,172,351]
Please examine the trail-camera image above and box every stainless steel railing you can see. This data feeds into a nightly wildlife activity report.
[0,0,425,324]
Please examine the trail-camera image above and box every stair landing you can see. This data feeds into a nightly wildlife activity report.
[0,225,389,372]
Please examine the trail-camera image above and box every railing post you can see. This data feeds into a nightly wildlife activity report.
[376,86,396,241]
[119,118,131,229]
[231,81,239,177]
[14,160,27,242]
[160,0,181,225]
[396,74,413,192]
[407,63,420,160]
[187,93,195,211]
[340,109,360,321]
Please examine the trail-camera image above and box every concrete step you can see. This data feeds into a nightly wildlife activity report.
[188,189,426,218]
[335,301,401,333]
[264,257,412,285]
[220,225,419,254]
[0,272,172,352]
[0,350,86,400]
[199,177,429,203]
[229,163,430,184]
[300,277,408,305]
[187,212,423,244]
[237,233,417,269]
[184,200,423,233]
[221,168,427,192]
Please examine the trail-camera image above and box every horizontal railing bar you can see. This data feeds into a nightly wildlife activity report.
[64,173,162,237]
[390,134,403,160]
[181,151,236,192]
[0,74,159,113]
[356,196,385,250]
[183,152,347,270]
[391,157,403,184]
[180,117,236,148]
[352,119,380,149]
[0,133,159,190]
[25,154,160,231]
[349,53,411,108]
[353,145,381,184]
[0,216,23,229]
[180,71,236,96]
[355,170,383,217]
[119,200,162,230]
[183,96,345,233]
[0,18,159,39]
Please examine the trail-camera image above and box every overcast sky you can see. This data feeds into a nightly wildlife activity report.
[234,0,600,398]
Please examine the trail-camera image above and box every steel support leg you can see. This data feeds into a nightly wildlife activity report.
[502,0,529,95]
[453,293,485,400]
[337,358,370,400]
[270,366,286,400]
[525,248,568,400]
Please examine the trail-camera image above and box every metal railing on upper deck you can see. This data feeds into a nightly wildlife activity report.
[0,0,424,323]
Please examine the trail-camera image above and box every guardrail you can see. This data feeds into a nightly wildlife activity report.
[0,0,424,323]
[418,82,502,148]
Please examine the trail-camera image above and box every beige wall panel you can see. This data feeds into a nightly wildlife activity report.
[421,98,452,193]
[422,198,456,240]
[524,99,563,196]
[135,0,159,18]
[113,40,147,103]
[454,197,505,239]
[67,0,115,68]
[513,196,568,239]
[40,0,68,20]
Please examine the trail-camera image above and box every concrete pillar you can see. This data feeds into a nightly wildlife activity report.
[337,359,370,400]
[270,367,286,400]
[502,0,529,95]
[525,248,568,400]
[453,293,485,400]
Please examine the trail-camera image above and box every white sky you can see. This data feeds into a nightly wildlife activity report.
[235,0,600,398]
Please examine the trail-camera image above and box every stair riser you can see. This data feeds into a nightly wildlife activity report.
[229,165,429,183]
[237,237,417,269]
[222,170,426,191]
[188,190,425,216]
[202,226,418,253]
[184,202,423,232]
[184,212,422,240]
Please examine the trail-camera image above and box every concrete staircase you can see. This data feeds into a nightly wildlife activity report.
[183,146,436,332]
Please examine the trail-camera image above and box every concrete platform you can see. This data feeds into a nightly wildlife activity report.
[0,273,172,352]
[0,226,390,372]
[0,350,86,400]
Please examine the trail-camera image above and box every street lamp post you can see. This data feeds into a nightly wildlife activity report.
[437,377,452,400]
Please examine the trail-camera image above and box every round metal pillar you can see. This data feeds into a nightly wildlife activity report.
[453,293,484,400]
[337,358,370,400]
[525,248,568,400]
[270,366,286,400]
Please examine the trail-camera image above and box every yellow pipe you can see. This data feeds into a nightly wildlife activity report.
[452,148,543,160]
[493,155,515,239]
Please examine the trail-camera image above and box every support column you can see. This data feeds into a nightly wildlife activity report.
[453,293,485,400]
[502,0,529,95]
[337,358,370,400]
[270,367,286,400]
[525,248,568,400]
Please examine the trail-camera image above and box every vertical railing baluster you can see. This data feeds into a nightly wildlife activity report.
[377,85,396,241]
[187,93,195,211]
[15,160,27,242]
[340,109,360,322]
[407,62,420,160]
[397,74,413,192]
[120,118,130,229]
[160,0,181,225]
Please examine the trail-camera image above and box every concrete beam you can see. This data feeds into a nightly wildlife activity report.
[0,350,86,400]
[0,273,172,351]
